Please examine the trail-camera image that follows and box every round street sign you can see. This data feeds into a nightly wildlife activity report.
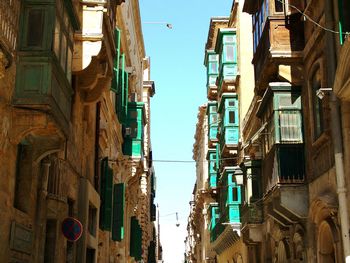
[62,217,83,242]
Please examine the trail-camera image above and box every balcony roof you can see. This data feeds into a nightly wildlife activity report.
[204,17,229,64]
[214,28,236,54]
[242,0,259,14]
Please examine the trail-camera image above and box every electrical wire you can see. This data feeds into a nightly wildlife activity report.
[277,0,347,35]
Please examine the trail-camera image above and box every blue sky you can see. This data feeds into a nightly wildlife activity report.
[139,1,232,262]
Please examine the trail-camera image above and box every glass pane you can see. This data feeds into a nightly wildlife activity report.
[229,111,235,124]
[209,62,218,74]
[53,18,61,59]
[275,0,283,12]
[224,35,234,43]
[225,45,234,62]
[232,187,238,201]
[26,9,44,47]
[208,75,217,85]
[209,54,218,62]
[228,100,235,107]
[66,48,73,83]
[60,34,67,72]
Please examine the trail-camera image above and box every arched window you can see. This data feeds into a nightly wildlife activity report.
[311,70,324,140]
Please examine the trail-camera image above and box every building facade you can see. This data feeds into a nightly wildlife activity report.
[0,0,159,262]
[187,0,350,262]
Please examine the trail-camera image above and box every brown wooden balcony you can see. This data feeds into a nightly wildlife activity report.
[253,17,304,95]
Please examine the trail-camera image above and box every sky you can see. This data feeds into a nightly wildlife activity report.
[139,1,233,262]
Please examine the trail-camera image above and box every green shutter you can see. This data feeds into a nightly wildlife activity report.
[100,159,113,231]
[112,183,125,241]
[123,70,129,120]
[111,28,121,93]
[130,216,142,260]
[116,54,125,122]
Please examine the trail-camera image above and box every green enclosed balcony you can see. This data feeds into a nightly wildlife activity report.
[257,83,305,188]
[257,83,307,224]
[218,94,239,157]
[257,83,303,151]
[208,203,220,242]
[207,101,218,147]
[122,102,146,157]
[215,29,238,97]
[12,0,79,135]
[204,50,219,100]
[207,150,217,190]
[211,168,243,242]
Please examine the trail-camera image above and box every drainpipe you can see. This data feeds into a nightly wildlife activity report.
[324,1,350,262]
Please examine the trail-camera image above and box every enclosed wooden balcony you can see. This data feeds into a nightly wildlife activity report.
[207,102,218,147]
[244,0,305,94]
[217,94,239,158]
[12,0,79,135]
[215,29,238,98]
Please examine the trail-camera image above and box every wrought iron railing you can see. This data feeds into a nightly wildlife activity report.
[0,0,20,53]
[241,201,263,225]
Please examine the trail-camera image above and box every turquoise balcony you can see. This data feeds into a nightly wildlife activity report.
[207,101,218,147]
[207,150,217,189]
[218,94,239,157]
[215,29,238,96]
[211,167,243,243]
[204,51,219,100]
[122,102,145,157]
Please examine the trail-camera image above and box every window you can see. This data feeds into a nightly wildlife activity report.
[88,206,97,236]
[229,111,235,124]
[275,0,283,12]
[14,143,32,212]
[53,0,74,83]
[252,0,269,53]
[311,73,323,140]
[26,9,45,47]
[44,220,57,263]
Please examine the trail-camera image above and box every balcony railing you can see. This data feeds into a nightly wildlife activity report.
[0,0,20,53]
[263,144,305,193]
[241,201,263,225]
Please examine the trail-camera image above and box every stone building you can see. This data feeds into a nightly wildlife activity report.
[0,0,158,262]
[186,1,255,262]
[187,0,350,262]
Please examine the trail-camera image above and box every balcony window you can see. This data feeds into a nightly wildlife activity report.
[311,72,324,140]
[206,52,219,90]
[215,29,238,89]
[252,0,269,53]
[207,103,218,141]
[339,0,350,45]
[208,151,217,188]
[218,95,239,148]
[257,84,303,154]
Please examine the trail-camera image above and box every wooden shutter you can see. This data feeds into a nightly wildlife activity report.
[111,28,121,92]
[100,159,113,231]
[112,183,124,241]
[130,216,142,260]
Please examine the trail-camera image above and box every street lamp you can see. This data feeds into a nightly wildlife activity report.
[143,21,173,29]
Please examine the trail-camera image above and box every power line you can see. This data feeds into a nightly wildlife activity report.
[277,0,347,35]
